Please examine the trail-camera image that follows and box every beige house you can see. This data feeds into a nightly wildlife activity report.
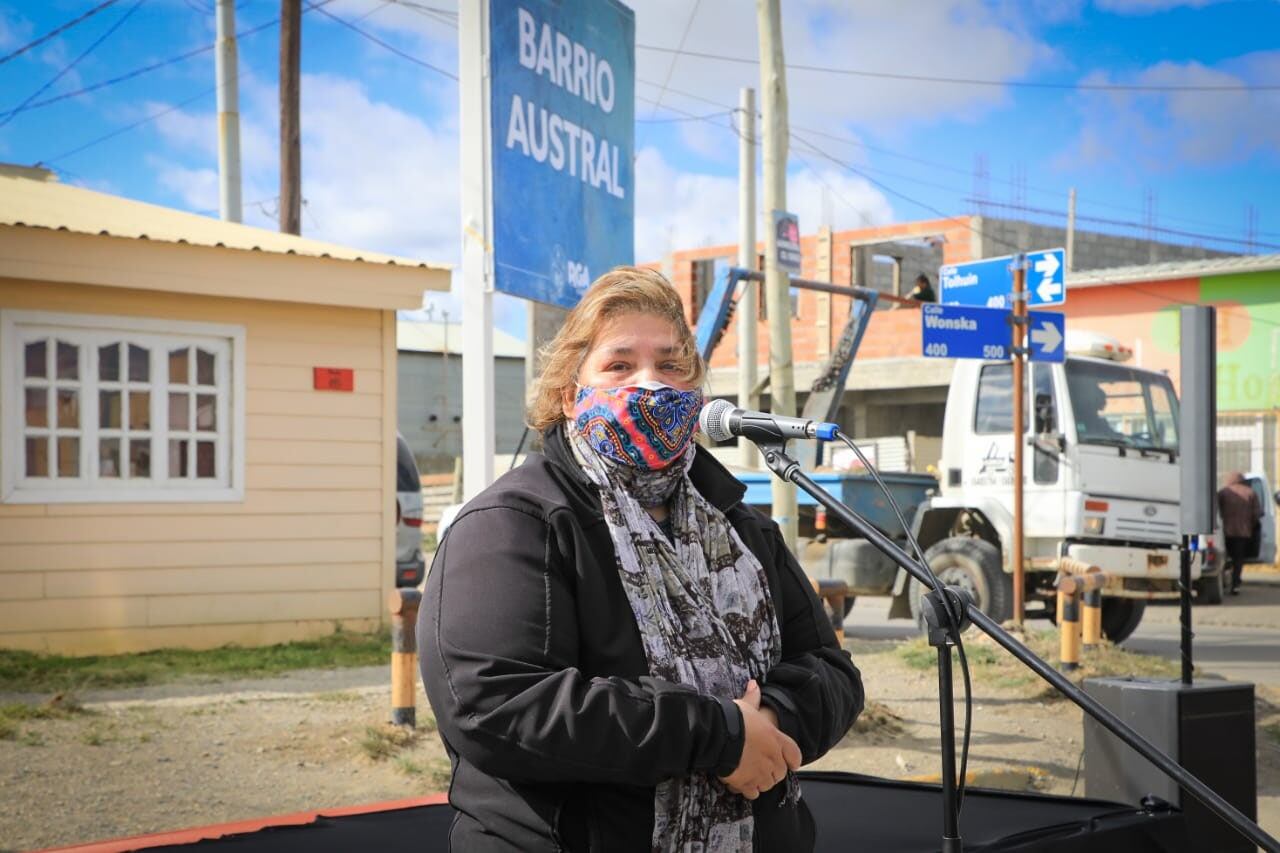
[0,166,449,654]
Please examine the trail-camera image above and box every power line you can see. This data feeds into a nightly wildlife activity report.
[0,0,342,121]
[962,198,1280,252]
[636,108,733,124]
[646,0,701,120]
[635,77,1280,240]
[308,1,457,79]
[40,87,217,165]
[0,0,146,129]
[0,0,121,66]
[635,43,1280,93]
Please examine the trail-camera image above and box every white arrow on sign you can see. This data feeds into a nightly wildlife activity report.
[1034,252,1062,302]
[1030,319,1063,353]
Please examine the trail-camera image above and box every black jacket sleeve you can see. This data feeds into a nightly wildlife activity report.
[756,522,865,764]
[420,504,745,786]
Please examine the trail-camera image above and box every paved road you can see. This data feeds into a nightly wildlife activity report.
[1123,576,1280,688]
[842,574,1280,688]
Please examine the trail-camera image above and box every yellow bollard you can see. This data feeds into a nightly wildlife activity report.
[389,588,422,727]
[1081,574,1105,650]
[1057,576,1081,672]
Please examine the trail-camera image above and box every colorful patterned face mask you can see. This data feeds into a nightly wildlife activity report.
[572,381,704,470]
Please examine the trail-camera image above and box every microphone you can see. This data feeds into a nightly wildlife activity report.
[699,398,839,444]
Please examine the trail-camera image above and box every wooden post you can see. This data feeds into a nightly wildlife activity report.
[1011,257,1027,625]
[1057,576,1081,671]
[757,0,797,549]
[389,589,422,727]
[279,0,301,235]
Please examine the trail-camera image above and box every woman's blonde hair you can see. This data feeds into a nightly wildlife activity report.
[527,266,705,431]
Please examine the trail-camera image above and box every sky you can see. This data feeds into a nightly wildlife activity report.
[1,0,1278,338]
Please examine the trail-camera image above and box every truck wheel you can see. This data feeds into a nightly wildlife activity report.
[1196,569,1224,605]
[1101,599,1146,644]
[910,537,1011,631]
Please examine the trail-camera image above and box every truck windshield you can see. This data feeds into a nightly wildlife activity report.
[1065,359,1179,452]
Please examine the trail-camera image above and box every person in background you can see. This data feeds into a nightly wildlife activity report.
[420,266,863,852]
[1218,471,1262,595]
[908,273,936,302]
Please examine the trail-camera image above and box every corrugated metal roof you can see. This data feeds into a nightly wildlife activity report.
[397,320,526,358]
[1067,253,1280,287]
[0,170,451,273]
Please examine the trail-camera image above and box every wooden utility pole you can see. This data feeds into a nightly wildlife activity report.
[279,0,302,235]
[757,0,797,549]
[737,86,758,470]
[1011,257,1027,626]
[1066,188,1077,272]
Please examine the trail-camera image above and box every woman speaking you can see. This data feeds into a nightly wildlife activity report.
[420,266,863,851]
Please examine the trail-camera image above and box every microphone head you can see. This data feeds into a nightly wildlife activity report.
[699,398,736,443]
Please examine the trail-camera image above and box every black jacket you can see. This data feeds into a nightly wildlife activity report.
[419,426,864,851]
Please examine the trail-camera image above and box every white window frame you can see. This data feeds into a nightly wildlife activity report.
[2,310,245,503]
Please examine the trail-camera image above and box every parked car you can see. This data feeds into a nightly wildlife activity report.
[396,434,425,588]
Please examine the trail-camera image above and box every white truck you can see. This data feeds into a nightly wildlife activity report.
[876,331,1190,642]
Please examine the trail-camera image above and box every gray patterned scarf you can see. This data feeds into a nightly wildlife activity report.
[569,426,798,852]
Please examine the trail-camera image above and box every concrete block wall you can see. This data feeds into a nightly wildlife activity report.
[976,216,1230,271]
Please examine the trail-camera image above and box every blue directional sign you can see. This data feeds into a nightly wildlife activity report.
[923,305,1067,363]
[921,304,1011,360]
[939,248,1066,309]
[1027,310,1066,363]
[489,0,635,308]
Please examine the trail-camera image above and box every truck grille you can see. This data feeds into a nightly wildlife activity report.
[1113,516,1179,540]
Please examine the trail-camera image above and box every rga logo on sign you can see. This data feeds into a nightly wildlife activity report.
[489,0,635,308]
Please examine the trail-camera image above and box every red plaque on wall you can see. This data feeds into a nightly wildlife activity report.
[313,367,355,392]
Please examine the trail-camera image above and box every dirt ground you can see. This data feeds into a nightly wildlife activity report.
[2,637,1277,851]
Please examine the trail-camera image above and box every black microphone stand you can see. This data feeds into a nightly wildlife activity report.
[754,439,1279,853]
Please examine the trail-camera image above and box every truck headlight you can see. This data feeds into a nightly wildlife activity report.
[1084,516,1105,535]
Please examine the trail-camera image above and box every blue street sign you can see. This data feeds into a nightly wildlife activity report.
[922,305,1068,363]
[921,304,1011,360]
[1027,310,1066,362]
[939,248,1065,309]
[488,0,635,308]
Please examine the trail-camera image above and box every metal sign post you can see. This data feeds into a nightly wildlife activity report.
[1011,256,1027,626]
[460,1,495,502]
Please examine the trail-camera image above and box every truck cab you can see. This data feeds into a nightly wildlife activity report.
[901,331,1189,642]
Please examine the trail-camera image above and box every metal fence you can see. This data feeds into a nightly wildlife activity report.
[1217,411,1279,487]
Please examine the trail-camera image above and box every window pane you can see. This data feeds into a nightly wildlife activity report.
[196,394,216,430]
[99,390,121,429]
[128,344,149,382]
[25,340,48,379]
[25,437,49,477]
[169,348,190,385]
[57,388,79,429]
[169,439,189,478]
[974,364,1013,433]
[100,439,121,477]
[129,391,151,430]
[196,349,215,385]
[56,341,78,380]
[196,441,216,478]
[129,441,151,478]
[169,392,190,430]
[99,343,120,381]
[57,437,79,478]
[25,387,48,428]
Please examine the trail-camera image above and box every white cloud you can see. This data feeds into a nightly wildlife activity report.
[1061,52,1280,169]
[632,0,1052,134]
[634,146,894,263]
